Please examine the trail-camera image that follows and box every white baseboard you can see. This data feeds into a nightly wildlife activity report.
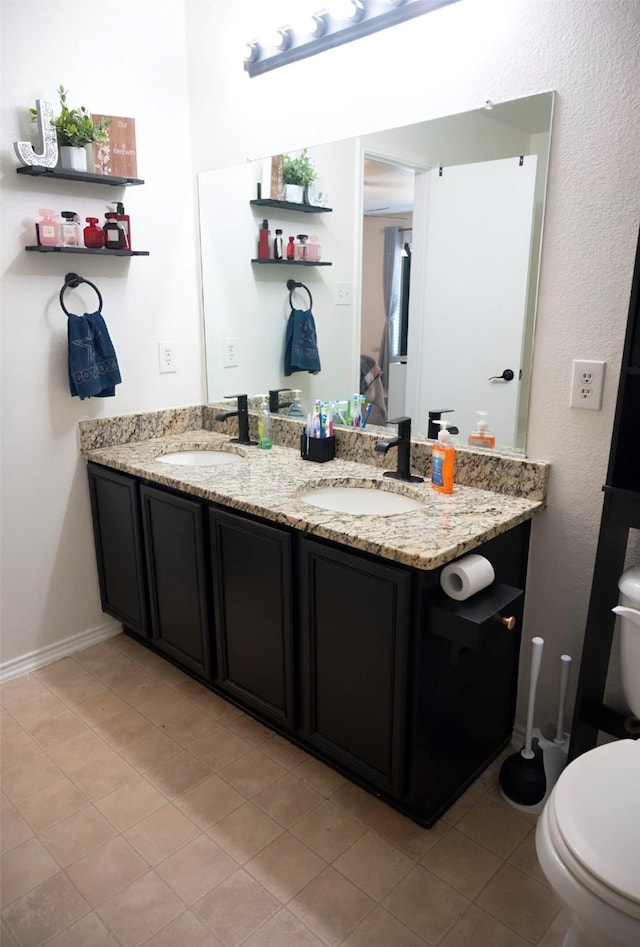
[0,620,122,682]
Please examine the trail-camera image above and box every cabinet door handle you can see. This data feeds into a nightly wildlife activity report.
[493,613,516,631]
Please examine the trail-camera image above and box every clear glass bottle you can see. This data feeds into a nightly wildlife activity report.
[257,394,272,449]
[287,390,305,417]
[294,234,308,261]
[60,211,81,247]
[306,234,321,262]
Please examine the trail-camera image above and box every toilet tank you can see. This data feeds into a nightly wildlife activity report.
[617,566,640,719]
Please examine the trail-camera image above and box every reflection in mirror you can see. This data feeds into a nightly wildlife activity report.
[198,92,554,454]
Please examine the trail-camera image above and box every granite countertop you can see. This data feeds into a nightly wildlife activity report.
[82,427,544,571]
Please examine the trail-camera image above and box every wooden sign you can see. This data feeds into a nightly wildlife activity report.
[92,115,137,178]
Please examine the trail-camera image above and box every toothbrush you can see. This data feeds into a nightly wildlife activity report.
[361,402,373,428]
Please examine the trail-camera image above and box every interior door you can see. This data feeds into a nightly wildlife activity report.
[407,156,537,448]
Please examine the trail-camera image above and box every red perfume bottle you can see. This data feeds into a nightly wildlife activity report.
[258,219,270,259]
[83,218,104,249]
[286,235,295,260]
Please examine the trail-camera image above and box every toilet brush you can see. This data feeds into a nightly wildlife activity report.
[498,636,547,806]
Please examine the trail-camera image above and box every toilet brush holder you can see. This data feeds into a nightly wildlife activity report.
[503,728,569,815]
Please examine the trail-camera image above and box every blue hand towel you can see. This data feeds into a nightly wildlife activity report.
[284,308,321,376]
[67,311,122,399]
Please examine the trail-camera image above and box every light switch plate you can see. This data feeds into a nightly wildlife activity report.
[223,337,240,368]
[335,282,352,306]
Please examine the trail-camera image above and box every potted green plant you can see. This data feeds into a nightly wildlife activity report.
[281,149,317,203]
[31,86,111,172]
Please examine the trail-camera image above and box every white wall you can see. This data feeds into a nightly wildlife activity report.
[2,0,640,737]
[185,0,640,726]
[0,1,203,670]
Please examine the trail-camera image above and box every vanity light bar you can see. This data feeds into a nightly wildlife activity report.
[244,0,461,78]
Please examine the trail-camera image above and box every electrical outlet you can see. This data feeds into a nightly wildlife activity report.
[335,282,352,306]
[158,341,177,374]
[570,359,605,410]
[223,337,239,368]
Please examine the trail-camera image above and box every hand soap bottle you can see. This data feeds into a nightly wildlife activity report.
[431,420,455,494]
[468,411,496,449]
[258,394,273,449]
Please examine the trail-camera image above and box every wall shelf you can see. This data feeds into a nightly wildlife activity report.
[250,198,332,214]
[251,259,331,267]
[26,246,149,257]
[17,166,144,187]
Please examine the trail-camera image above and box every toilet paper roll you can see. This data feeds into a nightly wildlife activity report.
[440,554,495,601]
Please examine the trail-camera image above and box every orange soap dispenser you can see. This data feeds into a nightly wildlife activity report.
[468,411,496,449]
[431,420,455,494]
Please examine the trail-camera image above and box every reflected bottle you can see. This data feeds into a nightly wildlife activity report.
[258,394,272,449]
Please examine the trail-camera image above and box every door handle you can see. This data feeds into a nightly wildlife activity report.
[489,369,515,382]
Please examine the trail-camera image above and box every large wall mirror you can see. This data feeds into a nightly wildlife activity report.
[198,91,554,454]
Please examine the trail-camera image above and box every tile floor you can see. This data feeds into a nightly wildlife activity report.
[1,634,570,946]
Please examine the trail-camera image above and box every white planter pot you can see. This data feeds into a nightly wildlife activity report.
[284,184,304,203]
[59,146,88,172]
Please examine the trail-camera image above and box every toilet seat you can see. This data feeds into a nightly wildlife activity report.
[547,740,640,918]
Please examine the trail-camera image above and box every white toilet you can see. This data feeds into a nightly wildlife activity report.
[535,566,640,946]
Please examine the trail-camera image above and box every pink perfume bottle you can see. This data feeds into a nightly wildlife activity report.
[37,208,60,247]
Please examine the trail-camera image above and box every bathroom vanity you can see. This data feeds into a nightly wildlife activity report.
[81,409,547,827]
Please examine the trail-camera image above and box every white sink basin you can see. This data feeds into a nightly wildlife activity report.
[156,450,243,466]
[299,485,423,516]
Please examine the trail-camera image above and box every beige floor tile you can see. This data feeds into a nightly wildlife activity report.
[172,676,212,701]
[14,776,87,832]
[509,825,549,886]
[1,751,64,803]
[93,708,158,748]
[382,864,469,944]
[456,797,531,858]
[0,804,33,853]
[441,903,532,946]
[0,675,51,710]
[259,733,309,770]
[46,730,111,775]
[110,633,145,658]
[422,827,502,899]
[331,781,400,829]
[39,805,117,867]
[141,910,225,946]
[0,727,41,772]
[136,687,197,725]
[289,866,375,945]
[73,691,130,727]
[290,800,366,863]
[9,691,68,732]
[102,665,160,705]
[151,661,194,689]
[74,641,125,672]
[192,690,245,724]
[246,832,326,902]
[117,729,182,772]
[28,709,91,749]
[174,774,245,829]
[538,907,573,946]
[242,908,325,946]
[125,803,200,865]
[253,773,323,828]
[293,756,347,797]
[226,714,271,747]
[219,748,287,798]
[341,905,426,947]
[373,803,449,861]
[89,655,137,686]
[144,749,212,799]
[0,837,59,908]
[45,673,110,707]
[42,910,120,946]
[68,749,138,800]
[96,869,184,947]
[34,657,86,687]
[66,835,148,906]
[440,784,484,826]
[1,917,22,946]
[156,833,237,904]
[1,870,89,946]
[208,801,284,863]
[160,707,222,747]
[334,830,414,901]
[95,775,167,831]
[476,863,562,943]
[190,729,253,771]
[194,869,280,946]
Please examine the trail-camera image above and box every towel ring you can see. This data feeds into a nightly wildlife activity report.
[60,272,103,316]
[287,278,313,311]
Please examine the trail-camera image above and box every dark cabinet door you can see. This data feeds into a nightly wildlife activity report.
[210,508,294,729]
[87,463,149,638]
[140,485,211,678]
[298,538,411,797]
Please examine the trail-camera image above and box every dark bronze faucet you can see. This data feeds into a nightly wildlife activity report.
[215,393,255,445]
[375,416,424,483]
[269,388,293,414]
